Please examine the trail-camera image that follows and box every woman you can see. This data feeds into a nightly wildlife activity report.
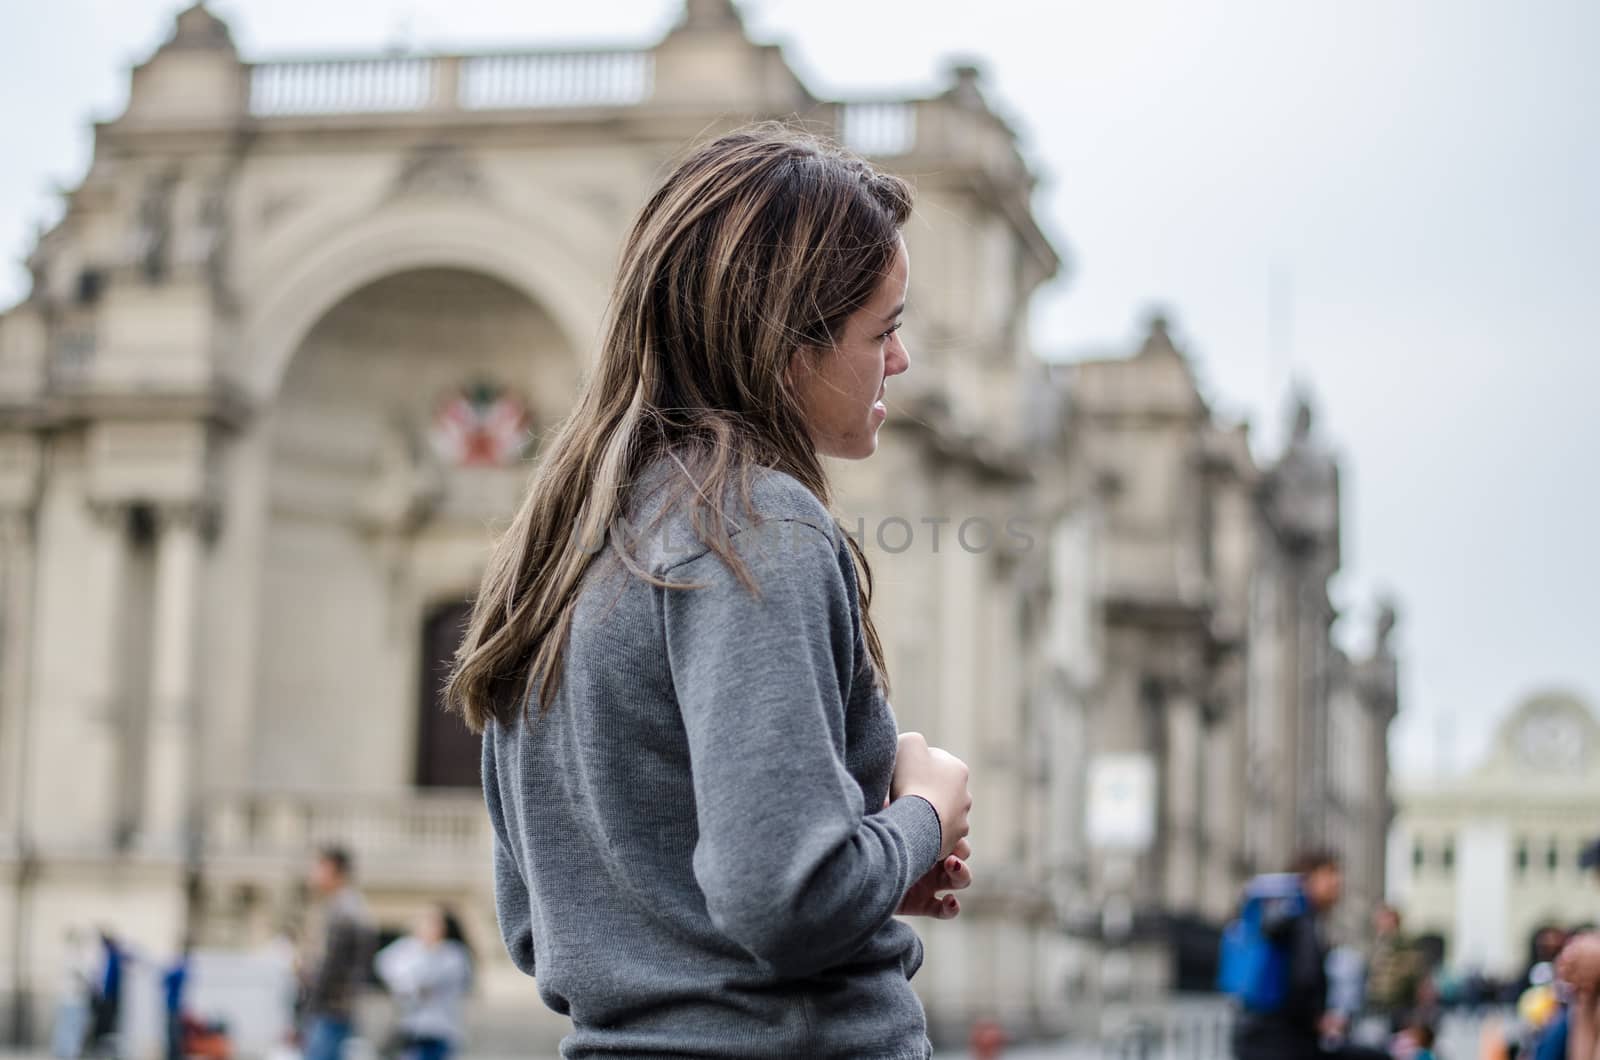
[447,125,975,1058]
[373,906,473,1060]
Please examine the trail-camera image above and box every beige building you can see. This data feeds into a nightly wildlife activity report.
[0,0,1077,1048]
[1390,690,1600,977]
[0,0,1403,1050]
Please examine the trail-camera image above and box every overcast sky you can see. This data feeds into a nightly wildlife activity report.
[2,0,1596,779]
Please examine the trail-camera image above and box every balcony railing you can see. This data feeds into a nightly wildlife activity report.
[250,57,434,114]
[248,50,655,117]
[245,50,980,166]
[239,50,1041,176]
[205,789,489,885]
[838,102,918,157]
[458,51,654,110]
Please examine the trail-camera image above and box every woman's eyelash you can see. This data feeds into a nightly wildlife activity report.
[879,321,904,340]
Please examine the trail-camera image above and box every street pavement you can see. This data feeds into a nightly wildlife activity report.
[0,1009,1513,1059]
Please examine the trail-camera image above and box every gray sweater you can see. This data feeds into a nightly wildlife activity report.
[482,459,945,1059]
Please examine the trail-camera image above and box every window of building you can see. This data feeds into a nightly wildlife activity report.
[1413,839,1425,871]
[76,268,104,304]
[1517,841,1530,875]
[1548,841,1560,874]
[1442,840,1455,873]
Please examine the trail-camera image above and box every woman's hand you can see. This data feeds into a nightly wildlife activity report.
[896,837,973,919]
[891,731,972,860]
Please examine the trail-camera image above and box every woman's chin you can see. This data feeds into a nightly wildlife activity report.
[819,435,879,461]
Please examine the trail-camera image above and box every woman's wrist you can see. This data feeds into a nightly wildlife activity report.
[896,793,943,850]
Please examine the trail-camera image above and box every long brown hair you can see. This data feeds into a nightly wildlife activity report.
[446,124,910,732]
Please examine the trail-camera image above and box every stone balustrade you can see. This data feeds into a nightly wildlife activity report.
[244,51,949,160]
[204,788,490,888]
[248,50,657,116]
[837,101,918,157]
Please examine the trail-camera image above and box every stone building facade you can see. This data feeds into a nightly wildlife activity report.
[0,0,1401,1048]
[1050,317,1401,1005]
[0,0,1077,1047]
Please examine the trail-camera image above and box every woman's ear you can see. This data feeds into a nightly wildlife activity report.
[782,345,813,394]
[783,345,804,381]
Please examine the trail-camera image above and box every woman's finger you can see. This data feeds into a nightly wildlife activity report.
[940,857,973,890]
[953,837,971,860]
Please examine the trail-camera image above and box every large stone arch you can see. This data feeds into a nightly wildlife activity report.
[250,265,567,793]
[239,198,611,403]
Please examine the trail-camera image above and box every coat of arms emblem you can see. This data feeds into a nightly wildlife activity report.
[429,382,531,468]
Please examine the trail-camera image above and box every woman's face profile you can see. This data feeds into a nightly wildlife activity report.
[789,236,911,460]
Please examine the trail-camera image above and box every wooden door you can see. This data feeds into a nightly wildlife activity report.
[415,601,481,788]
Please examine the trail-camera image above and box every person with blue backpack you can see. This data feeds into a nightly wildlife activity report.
[1221,849,1389,1060]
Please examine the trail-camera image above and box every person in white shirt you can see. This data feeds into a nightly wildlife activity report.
[374,906,473,1060]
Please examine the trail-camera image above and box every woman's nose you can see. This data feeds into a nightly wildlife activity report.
[886,334,910,377]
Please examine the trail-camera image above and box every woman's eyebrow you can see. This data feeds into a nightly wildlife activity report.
[882,302,906,322]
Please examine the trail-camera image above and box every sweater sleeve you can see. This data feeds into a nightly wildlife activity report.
[660,520,945,979]
[482,724,537,978]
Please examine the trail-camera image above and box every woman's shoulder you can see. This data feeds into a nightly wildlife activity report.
[624,457,842,574]
[741,464,837,540]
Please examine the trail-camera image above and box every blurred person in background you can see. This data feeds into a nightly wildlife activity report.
[1391,1018,1437,1060]
[1559,931,1600,1060]
[1522,923,1600,1060]
[1561,840,1600,1060]
[1232,849,1389,1060]
[1327,943,1367,1035]
[84,928,125,1058]
[448,126,975,1058]
[373,905,474,1060]
[298,845,375,1060]
[1530,927,1573,990]
[1366,904,1426,1035]
[1518,958,1566,1059]
[162,938,192,1060]
[49,926,97,1058]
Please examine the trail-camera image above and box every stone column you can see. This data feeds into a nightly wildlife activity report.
[0,505,37,1060]
[1200,707,1237,920]
[86,500,139,848]
[141,503,209,854]
[1202,655,1251,920]
[0,507,36,843]
[1162,690,1201,912]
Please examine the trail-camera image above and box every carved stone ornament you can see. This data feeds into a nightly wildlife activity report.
[389,144,485,201]
[158,498,224,543]
[167,3,235,51]
[679,0,744,30]
[132,171,179,282]
[428,381,531,468]
[257,188,305,231]
[1269,392,1338,542]
[85,498,221,543]
[358,418,445,535]
[1374,599,1398,655]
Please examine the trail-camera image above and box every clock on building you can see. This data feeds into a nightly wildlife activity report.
[1516,711,1588,772]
